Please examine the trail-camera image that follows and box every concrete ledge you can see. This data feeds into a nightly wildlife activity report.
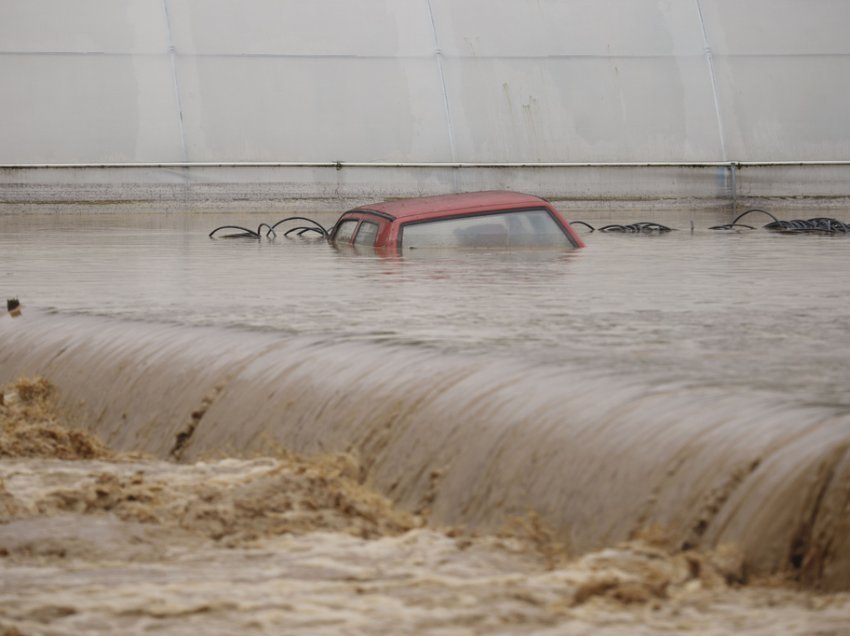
[1,162,849,216]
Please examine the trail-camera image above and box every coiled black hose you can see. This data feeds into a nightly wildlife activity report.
[709,208,778,231]
[208,223,275,239]
[210,216,329,240]
[568,221,596,232]
[570,221,673,233]
[603,222,672,233]
[283,227,328,237]
[268,216,330,239]
[573,210,850,235]
[764,217,850,233]
[710,208,850,233]
[599,222,673,233]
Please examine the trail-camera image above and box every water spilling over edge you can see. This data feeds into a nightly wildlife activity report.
[1,310,848,591]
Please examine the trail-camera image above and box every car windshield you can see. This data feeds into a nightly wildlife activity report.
[400,208,572,249]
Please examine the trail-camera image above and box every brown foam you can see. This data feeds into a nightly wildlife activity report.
[1,384,849,633]
[0,377,112,461]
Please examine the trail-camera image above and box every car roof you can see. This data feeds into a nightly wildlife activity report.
[355,190,549,220]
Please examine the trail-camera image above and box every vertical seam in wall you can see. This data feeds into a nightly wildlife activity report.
[162,0,188,162]
[695,0,728,161]
[426,0,457,163]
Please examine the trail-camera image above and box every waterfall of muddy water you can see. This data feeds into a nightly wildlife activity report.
[1,210,850,632]
[2,380,850,634]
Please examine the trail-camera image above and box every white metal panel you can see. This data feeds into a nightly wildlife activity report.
[699,0,850,55]
[429,0,705,57]
[0,0,848,165]
[167,0,436,57]
[445,57,723,162]
[699,0,850,160]
[0,55,184,163]
[177,56,451,162]
[716,56,850,161]
[0,0,169,54]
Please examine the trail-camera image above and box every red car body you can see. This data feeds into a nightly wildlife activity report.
[330,191,585,252]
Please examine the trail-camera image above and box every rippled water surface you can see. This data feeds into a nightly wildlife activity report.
[2,210,849,407]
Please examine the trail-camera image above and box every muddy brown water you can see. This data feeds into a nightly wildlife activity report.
[1,210,850,633]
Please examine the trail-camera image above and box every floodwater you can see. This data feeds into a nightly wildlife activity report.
[1,209,850,633]
[2,210,850,405]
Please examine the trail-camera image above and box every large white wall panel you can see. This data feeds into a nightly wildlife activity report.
[0,55,184,163]
[0,0,848,164]
[166,0,450,161]
[0,0,168,53]
[445,57,722,163]
[429,0,705,57]
[715,56,850,161]
[433,0,723,162]
[699,0,850,55]
[700,0,850,161]
[167,0,435,56]
[0,0,181,162]
[177,56,451,162]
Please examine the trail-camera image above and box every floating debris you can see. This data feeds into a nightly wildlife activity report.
[209,216,329,239]
[6,298,21,318]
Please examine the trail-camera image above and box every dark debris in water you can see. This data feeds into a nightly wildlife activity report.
[568,221,674,233]
[708,209,850,234]
[209,216,329,240]
[569,210,850,235]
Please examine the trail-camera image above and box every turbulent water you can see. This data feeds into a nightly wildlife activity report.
[2,376,849,635]
[1,209,850,633]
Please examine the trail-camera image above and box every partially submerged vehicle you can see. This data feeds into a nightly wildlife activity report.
[209,190,585,252]
[330,191,585,251]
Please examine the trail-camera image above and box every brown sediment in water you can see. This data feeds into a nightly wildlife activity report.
[0,376,112,461]
[1,377,849,634]
[1,377,416,541]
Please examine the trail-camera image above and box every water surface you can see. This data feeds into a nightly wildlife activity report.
[2,210,849,407]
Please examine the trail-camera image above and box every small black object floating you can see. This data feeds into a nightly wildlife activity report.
[7,298,19,312]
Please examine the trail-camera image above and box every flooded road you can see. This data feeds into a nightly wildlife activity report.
[2,209,850,632]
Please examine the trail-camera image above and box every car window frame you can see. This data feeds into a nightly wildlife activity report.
[331,210,393,246]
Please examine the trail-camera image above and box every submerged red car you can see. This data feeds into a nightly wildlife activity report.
[330,191,585,251]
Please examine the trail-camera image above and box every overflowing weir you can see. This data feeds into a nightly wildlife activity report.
[2,309,848,589]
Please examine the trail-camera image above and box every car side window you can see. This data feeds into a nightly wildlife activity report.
[334,219,358,243]
[354,221,379,246]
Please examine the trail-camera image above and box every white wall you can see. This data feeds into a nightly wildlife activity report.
[1,0,849,163]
